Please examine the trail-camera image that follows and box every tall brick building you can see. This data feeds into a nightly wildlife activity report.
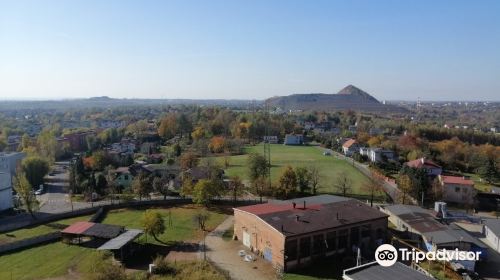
[233,195,388,271]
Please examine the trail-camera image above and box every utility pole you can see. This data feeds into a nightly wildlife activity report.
[263,101,271,187]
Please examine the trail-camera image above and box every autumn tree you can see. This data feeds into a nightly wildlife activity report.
[363,173,384,207]
[276,166,297,199]
[21,156,49,189]
[252,176,270,202]
[142,210,166,243]
[308,165,321,195]
[229,176,244,204]
[153,175,170,200]
[397,174,413,204]
[132,172,152,200]
[334,171,352,197]
[158,113,179,139]
[13,173,39,219]
[208,136,226,153]
[180,151,199,171]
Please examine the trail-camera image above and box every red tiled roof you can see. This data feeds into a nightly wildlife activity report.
[406,158,441,169]
[236,203,322,215]
[343,139,357,148]
[441,175,474,186]
[61,221,95,235]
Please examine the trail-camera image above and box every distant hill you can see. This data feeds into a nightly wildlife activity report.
[266,85,406,112]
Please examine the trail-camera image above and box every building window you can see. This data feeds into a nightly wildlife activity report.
[285,239,298,261]
[338,229,348,250]
[455,187,460,192]
[124,175,129,180]
[312,234,323,255]
[299,237,311,258]
[326,231,336,252]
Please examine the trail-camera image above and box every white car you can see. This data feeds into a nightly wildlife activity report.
[244,255,255,262]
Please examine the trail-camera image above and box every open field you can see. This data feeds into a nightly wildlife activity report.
[0,206,228,280]
[0,214,93,245]
[222,144,374,196]
[102,205,228,244]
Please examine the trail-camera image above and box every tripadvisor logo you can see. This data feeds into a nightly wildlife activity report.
[374,244,482,267]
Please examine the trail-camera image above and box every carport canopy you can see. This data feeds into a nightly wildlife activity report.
[97,229,143,250]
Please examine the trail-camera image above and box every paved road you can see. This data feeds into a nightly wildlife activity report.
[204,216,277,280]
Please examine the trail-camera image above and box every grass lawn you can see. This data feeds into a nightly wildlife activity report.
[102,205,228,244]
[0,242,97,280]
[222,144,373,195]
[0,206,228,280]
[0,214,93,245]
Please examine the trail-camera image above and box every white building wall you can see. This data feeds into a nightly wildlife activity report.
[0,172,12,211]
[485,226,500,253]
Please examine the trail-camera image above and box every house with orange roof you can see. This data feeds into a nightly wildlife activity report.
[439,175,476,205]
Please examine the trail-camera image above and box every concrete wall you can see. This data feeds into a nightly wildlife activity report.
[442,183,475,205]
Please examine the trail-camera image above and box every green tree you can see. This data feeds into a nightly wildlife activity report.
[295,166,311,194]
[276,166,297,199]
[248,153,268,183]
[397,174,413,204]
[141,210,166,243]
[21,156,49,189]
[96,173,107,195]
[193,179,219,206]
[37,128,57,163]
[13,173,39,219]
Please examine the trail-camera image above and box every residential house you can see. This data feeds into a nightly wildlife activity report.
[369,148,396,163]
[0,152,26,211]
[483,219,500,254]
[439,175,476,206]
[284,134,304,145]
[359,147,370,157]
[405,158,442,177]
[111,167,134,190]
[263,136,279,144]
[61,130,97,151]
[234,195,388,271]
[380,204,486,264]
[342,139,359,156]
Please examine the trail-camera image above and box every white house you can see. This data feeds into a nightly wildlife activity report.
[484,219,500,253]
[0,172,12,211]
[369,148,396,163]
[263,136,278,144]
[0,152,26,212]
[342,139,359,156]
[284,134,304,145]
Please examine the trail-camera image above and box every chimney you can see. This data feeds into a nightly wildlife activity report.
[295,215,299,222]
[303,200,306,209]
[292,202,296,209]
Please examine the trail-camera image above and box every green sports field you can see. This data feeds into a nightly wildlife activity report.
[223,144,374,196]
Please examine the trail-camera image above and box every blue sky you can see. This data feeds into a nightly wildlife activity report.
[1,0,499,101]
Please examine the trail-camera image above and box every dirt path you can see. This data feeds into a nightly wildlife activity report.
[204,216,277,280]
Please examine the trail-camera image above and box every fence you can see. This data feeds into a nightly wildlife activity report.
[0,232,61,255]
